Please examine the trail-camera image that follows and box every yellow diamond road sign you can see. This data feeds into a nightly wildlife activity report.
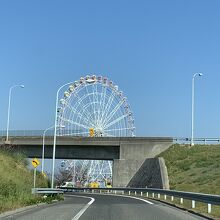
[32,158,40,168]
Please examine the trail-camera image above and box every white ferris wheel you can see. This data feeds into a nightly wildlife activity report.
[57,75,135,185]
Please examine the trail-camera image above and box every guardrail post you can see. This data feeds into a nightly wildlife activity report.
[146,192,148,197]
[141,192,143,196]
[128,191,130,195]
[180,198,183,204]
[115,190,117,194]
[208,203,212,213]
[171,196,174,201]
[158,194,160,199]
[92,190,94,193]
[135,191,137,196]
[100,190,102,194]
[192,200,195,209]
[107,190,109,194]
[152,193,154,198]
[164,195,167,200]
[122,190,124,195]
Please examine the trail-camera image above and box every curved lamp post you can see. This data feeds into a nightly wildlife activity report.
[6,84,24,143]
[42,125,65,174]
[191,73,203,146]
[51,81,74,188]
[42,125,55,174]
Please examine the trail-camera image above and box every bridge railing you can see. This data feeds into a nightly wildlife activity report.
[0,130,220,145]
[174,137,220,145]
[59,187,220,214]
[0,130,49,137]
[0,130,82,137]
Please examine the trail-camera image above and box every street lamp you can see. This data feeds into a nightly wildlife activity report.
[191,73,203,146]
[6,84,25,143]
[42,125,65,174]
[51,81,74,188]
[42,125,54,174]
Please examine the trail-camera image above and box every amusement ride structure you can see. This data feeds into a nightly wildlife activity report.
[57,75,135,186]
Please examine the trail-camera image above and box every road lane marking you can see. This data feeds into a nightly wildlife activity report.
[81,192,154,205]
[115,194,154,205]
[68,195,95,220]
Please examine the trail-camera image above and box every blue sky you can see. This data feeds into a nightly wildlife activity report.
[0,0,220,138]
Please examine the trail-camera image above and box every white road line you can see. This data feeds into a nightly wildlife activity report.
[73,192,154,205]
[67,195,95,220]
[113,194,154,205]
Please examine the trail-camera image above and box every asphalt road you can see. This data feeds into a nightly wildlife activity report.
[1,193,208,220]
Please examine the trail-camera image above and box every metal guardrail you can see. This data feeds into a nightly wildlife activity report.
[174,137,220,145]
[59,187,220,214]
[32,188,64,195]
[0,130,84,137]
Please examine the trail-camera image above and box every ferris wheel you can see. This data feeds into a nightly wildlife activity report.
[56,75,135,185]
[60,159,113,186]
[57,75,135,137]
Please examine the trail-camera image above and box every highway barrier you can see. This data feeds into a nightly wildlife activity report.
[174,137,220,145]
[59,187,220,214]
[32,188,64,195]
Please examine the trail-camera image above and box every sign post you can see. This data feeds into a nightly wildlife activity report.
[33,168,37,188]
[32,158,40,188]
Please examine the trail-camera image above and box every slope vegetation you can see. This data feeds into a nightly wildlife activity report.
[158,144,220,194]
[0,147,49,213]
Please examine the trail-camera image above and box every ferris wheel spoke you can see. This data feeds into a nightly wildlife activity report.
[103,91,115,120]
[58,109,91,130]
[104,127,131,132]
[91,84,98,124]
[63,131,90,136]
[104,91,119,122]
[77,100,100,128]
[60,117,90,130]
[74,92,96,125]
[103,131,115,137]
[100,88,111,122]
[88,86,96,126]
[99,85,106,119]
[104,114,128,129]
[64,102,91,125]
[100,89,115,123]
[95,86,102,123]
[99,85,108,122]
[103,99,125,126]
[95,90,100,122]
[85,85,96,122]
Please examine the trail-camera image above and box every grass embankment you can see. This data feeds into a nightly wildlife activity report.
[158,144,220,218]
[0,147,51,213]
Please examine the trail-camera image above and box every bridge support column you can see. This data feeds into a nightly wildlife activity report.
[112,159,143,187]
[112,157,170,189]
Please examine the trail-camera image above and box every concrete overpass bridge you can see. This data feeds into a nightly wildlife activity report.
[0,136,173,187]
